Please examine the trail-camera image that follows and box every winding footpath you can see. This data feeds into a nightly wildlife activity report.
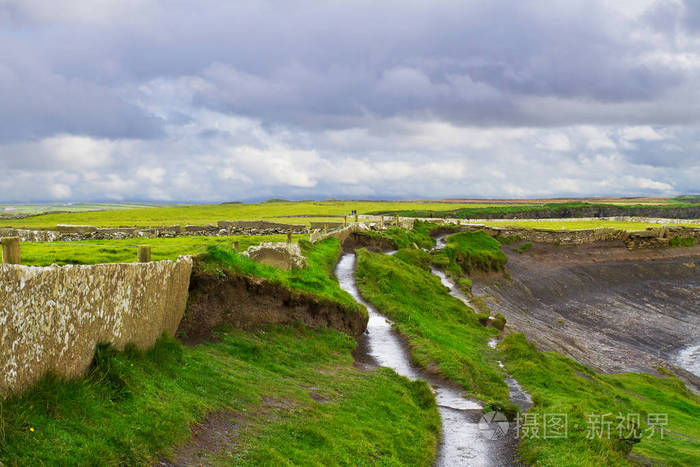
[335,244,531,466]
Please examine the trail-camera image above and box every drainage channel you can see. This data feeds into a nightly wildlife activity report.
[336,251,528,466]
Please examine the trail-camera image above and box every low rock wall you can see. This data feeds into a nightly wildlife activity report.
[0,257,193,397]
[0,220,308,243]
[460,224,700,248]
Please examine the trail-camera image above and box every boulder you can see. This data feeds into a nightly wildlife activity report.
[244,242,307,270]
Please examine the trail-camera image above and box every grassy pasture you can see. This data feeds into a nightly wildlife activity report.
[18,234,304,266]
[481,220,700,231]
[0,202,162,216]
[0,201,510,229]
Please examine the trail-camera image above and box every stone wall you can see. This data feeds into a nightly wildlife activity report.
[460,224,700,248]
[0,256,193,397]
[309,224,370,244]
[0,220,308,243]
[309,221,345,231]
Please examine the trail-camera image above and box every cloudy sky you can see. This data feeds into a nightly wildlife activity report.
[1,0,699,202]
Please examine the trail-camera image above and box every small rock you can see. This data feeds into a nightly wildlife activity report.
[244,242,307,270]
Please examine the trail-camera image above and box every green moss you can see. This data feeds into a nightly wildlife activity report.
[669,236,696,247]
[491,313,506,331]
[497,235,522,245]
[475,313,490,326]
[516,242,533,254]
[457,277,472,294]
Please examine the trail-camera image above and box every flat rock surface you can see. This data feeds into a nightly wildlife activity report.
[473,242,700,387]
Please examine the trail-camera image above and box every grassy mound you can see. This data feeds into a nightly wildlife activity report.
[393,248,432,271]
[358,220,445,250]
[199,238,364,317]
[355,249,511,409]
[431,230,507,276]
[500,333,700,466]
[0,326,440,465]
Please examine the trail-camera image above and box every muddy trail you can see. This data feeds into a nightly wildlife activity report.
[336,251,530,466]
[472,241,700,391]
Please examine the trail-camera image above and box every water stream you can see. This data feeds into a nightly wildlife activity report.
[336,247,530,466]
[677,341,700,377]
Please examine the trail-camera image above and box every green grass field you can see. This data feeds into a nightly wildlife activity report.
[0,326,440,465]
[372,201,700,220]
[0,202,162,216]
[0,201,509,229]
[18,234,303,266]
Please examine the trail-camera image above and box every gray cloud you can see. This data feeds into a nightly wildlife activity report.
[0,0,698,201]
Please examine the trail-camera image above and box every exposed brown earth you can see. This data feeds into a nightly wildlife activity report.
[157,398,296,466]
[341,232,396,252]
[179,263,367,343]
[471,241,700,391]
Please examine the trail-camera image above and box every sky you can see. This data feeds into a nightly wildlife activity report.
[0,0,699,202]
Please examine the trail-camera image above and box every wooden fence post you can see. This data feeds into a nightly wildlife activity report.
[344,216,347,227]
[354,213,359,223]
[137,245,151,262]
[1,237,21,264]
[287,229,293,243]
[395,215,400,227]
[380,215,384,228]
[233,241,240,252]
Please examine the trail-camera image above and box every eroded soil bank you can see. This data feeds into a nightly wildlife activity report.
[179,266,367,343]
[473,241,700,389]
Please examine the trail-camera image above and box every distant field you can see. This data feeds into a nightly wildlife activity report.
[0,202,161,216]
[0,201,520,229]
[481,220,700,231]
[19,234,304,266]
